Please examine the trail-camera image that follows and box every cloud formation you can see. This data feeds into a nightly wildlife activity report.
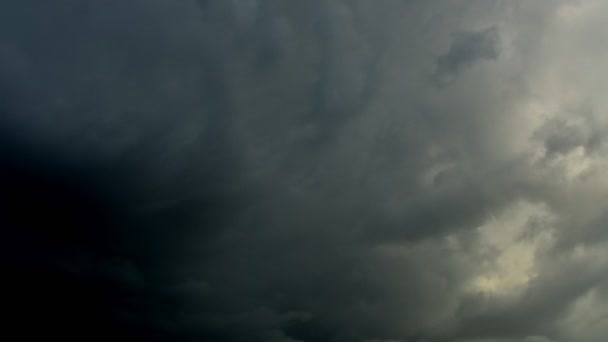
[1,0,608,341]
[434,26,500,86]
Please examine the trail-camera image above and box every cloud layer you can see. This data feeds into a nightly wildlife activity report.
[2,0,608,341]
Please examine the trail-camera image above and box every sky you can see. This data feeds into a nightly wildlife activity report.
[1,0,608,341]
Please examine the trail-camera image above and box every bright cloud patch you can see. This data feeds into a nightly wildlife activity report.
[471,201,556,296]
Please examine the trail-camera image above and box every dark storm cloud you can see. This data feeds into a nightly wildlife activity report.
[2,0,607,341]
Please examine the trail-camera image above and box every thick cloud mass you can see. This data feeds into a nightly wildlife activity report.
[2,0,608,341]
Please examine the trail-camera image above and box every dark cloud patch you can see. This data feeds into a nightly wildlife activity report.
[532,112,607,160]
[434,26,500,86]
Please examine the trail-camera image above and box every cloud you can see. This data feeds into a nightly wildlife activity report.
[3,0,608,341]
[434,26,500,86]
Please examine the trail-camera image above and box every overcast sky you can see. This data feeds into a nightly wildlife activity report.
[1,0,608,341]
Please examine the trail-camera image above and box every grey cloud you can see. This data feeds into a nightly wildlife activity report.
[434,26,500,86]
[2,0,608,341]
[533,112,607,160]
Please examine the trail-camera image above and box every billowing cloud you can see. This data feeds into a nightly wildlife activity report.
[1,0,608,341]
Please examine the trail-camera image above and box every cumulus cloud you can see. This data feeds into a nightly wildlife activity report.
[2,0,608,341]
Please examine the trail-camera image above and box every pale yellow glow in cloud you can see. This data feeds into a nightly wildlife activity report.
[470,201,556,296]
